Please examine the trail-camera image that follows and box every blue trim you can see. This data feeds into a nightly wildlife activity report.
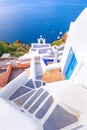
[63,47,77,79]
[43,58,60,66]
[43,58,54,65]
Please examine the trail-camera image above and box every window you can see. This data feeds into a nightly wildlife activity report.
[63,47,77,79]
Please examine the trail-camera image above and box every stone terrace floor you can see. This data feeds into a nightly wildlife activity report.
[42,68,65,83]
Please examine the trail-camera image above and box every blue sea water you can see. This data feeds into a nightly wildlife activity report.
[0,1,87,44]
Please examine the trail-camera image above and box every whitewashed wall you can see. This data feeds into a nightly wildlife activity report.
[61,8,87,83]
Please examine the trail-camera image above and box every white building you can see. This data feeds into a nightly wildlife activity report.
[29,35,53,55]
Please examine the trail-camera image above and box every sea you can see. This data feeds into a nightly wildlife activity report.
[0,1,87,44]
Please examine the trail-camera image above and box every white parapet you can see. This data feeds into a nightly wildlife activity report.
[44,62,61,71]
[29,56,36,79]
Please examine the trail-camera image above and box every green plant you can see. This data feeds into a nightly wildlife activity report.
[51,39,64,46]
[17,47,26,52]
[0,41,9,56]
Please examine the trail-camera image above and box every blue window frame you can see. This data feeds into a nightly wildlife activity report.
[63,47,77,79]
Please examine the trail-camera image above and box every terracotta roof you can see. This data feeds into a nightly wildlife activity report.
[42,68,65,83]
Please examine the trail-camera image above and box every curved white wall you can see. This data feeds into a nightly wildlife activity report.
[61,8,87,82]
[69,8,87,62]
